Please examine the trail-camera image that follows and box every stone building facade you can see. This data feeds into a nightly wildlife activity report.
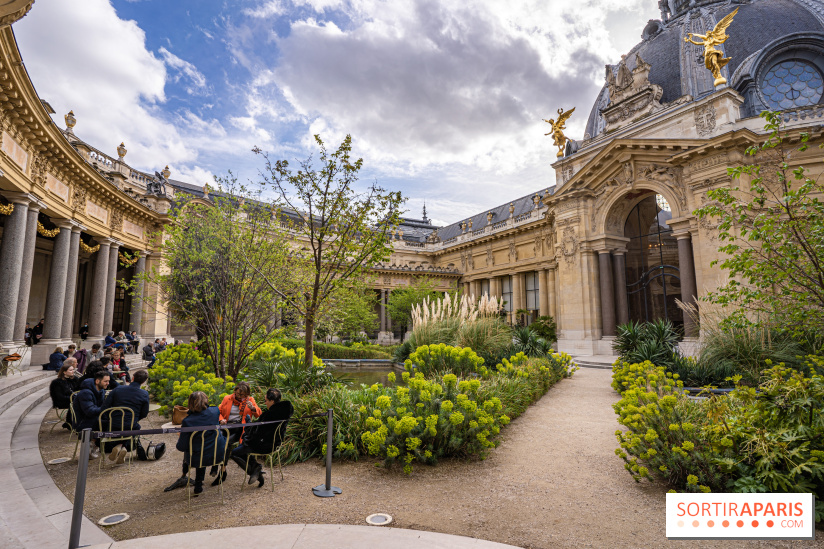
[0,0,823,365]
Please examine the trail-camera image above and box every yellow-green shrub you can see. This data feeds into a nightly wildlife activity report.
[149,344,235,416]
[404,343,485,377]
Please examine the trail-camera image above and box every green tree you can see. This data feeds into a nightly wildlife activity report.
[387,276,441,336]
[315,277,379,341]
[141,175,293,378]
[254,135,404,368]
[695,110,824,333]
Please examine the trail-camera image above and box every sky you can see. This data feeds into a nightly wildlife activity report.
[14,0,661,226]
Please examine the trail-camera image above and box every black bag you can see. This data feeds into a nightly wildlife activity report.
[135,437,166,461]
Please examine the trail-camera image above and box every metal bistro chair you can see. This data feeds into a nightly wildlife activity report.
[240,420,289,492]
[187,427,229,509]
[97,407,136,472]
[50,406,69,433]
[68,392,82,460]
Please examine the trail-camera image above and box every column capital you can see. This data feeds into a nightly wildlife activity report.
[611,248,628,256]
[53,219,75,230]
[672,231,692,240]
[3,191,44,208]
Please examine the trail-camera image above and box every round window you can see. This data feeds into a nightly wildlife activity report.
[760,60,824,110]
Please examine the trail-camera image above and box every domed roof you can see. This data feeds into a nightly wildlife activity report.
[584,0,824,140]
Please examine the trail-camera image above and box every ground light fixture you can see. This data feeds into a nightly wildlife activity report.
[366,513,393,526]
[98,513,130,526]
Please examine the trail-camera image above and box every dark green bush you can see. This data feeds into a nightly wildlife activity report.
[277,338,392,359]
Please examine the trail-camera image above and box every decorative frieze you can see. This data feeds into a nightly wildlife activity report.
[560,226,578,265]
[508,237,518,262]
[1,130,28,172]
[86,199,109,224]
[45,174,69,202]
[123,219,144,239]
[694,104,717,137]
[110,209,124,232]
[688,153,728,173]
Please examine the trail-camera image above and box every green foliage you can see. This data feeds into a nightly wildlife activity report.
[315,278,379,340]
[512,326,551,357]
[246,341,337,396]
[694,110,824,334]
[530,316,558,344]
[404,344,486,377]
[393,340,413,364]
[613,320,680,369]
[275,338,392,359]
[408,317,513,367]
[255,134,405,368]
[387,277,441,334]
[612,358,824,520]
[148,344,235,416]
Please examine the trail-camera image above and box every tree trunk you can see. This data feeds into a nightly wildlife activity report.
[304,315,315,369]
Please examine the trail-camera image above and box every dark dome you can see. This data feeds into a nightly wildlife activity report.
[585,0,824,140]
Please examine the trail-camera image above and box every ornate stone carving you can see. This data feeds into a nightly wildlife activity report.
[560,227,578,265]
[694,104,717,136]
[698,194,721,241]
[467,252,474,270]
[485,244,494,267]
[688,152,728,173]
[602,53,664,131]
[591,178,622,229]
[110,209,124,232]
[562,164,574,183]
[534,233,543,256]
[606,207,624,232]
[508,237,518,262]
[638,164,687,211]
[30,153,47,187]
[0,0,34,27]
[556,197,579,213]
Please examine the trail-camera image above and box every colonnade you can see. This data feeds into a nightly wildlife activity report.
[0,193,148,356]
[462,268,559,324]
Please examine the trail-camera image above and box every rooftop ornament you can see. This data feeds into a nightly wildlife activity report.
[64,110,76,132]
[684,7,739,87]
[543,107,575,158]
[117,142,127,159]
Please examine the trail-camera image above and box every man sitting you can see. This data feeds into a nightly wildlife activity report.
[127,331,140,355]
[102,369,150,464]
[71,370,111,459]
[142,343,156,367]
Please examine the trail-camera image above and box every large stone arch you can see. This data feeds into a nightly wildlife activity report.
[598,176,687,237]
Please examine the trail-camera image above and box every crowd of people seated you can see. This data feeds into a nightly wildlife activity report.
[46,335,293,494]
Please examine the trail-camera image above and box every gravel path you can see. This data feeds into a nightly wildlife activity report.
[39,368,822,548]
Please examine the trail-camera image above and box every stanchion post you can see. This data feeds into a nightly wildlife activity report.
[312,409,341,497]
[68,428,91,549]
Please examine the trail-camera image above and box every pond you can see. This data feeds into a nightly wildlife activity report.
[332,368,405,387]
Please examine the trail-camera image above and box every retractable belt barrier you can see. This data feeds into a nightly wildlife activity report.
[69,408,342,549]
[90,412,329,439]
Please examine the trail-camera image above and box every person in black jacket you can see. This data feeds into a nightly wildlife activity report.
[230,388,293,488]
[173,391,227,495]
[50,359,80,430]
[70,370,111,460]
[101,370,150,463]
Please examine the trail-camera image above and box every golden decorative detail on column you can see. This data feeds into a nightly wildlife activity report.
[36,220,60,237]
[80,240,100,253]
[0,202,13,215]
[543,107,575,158]
[119,252,138,267]
[684,7,738,87]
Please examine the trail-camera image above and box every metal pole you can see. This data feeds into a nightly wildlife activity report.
[312,409,341,497]
[68,428,91,549]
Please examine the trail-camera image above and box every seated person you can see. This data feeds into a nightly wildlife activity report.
[142,343,156,367]
[230,388,293,488]
[113,331,129,352]
[47,347,65,371]
[89,343,104,362]
[214,382,260,484]
[173,391,227,495]
[70,370,111,460]
[104,331,117,349]
[49,359,80,429]
[63,344,77,358]
[109,350,130,382]
[101,370,150,463]
[82,359,117,390]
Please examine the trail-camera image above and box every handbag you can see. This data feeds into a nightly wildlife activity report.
[172,405,189,425]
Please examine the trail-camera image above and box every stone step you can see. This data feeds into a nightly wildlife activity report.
[0,369,54,398]
[10,397,112,548]
[0,375,54,419]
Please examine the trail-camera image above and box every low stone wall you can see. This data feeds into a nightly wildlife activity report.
[322,358,404,371]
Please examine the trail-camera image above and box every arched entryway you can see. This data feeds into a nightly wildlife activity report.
[623,194,684,329]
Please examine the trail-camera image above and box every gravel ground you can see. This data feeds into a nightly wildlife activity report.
[39,368,823,548]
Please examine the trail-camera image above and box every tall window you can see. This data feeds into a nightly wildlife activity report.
[480,279,490,297]
[525,272,540,311]
[501,276,513,312]
[624,194,682,327]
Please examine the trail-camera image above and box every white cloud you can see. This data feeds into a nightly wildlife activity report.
[244,0,287,18]
[158,47,209,95]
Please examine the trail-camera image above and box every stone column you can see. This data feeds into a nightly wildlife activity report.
[60,225,82,339]
[42,221,73,341]
[103,242,120,334]
[598,251,616,337]
[379,289,386,332]
[469,280,480,300]
[512,272,524,311]
[490,277,500,299]
[612,251,629,327]
[88,240,111,338]
[548,268,557,320]
[539,269,550,316]
[128,251,147,336]
[13,201,41,344]
[0,197,30,345]
[676,234,699,337]
[386,290,393,334]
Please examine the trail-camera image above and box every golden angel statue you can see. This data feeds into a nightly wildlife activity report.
[684,7,739,87]
[544,107,575,158]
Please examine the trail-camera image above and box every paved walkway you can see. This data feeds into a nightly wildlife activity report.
[85,524,519,549]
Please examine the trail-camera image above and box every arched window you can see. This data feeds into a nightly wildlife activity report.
[623,194,683,327]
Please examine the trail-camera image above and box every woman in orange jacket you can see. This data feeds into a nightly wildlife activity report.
[212,381,261,485]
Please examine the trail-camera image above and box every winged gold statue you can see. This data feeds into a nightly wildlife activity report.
[544,107,575,158]
[684,7,739,87]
